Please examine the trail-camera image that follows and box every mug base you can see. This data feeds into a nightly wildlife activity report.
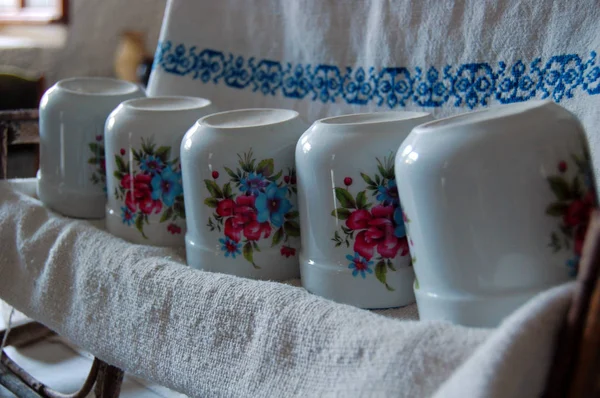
[37,173,106,219]
[415,285,551,327]
[300,254,416,309]
[105,206,185,247]
[186,235,300,281]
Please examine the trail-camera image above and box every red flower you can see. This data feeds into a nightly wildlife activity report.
[563,199,592,228]
[167,224,182,234]
[120,148,126,156]
[344,177,353,186]
[212,171,219,179]
[224,195,271,242]
[121,173,161,214]
[100,159,106,171]
[280,246,296,258]
[346,209,371,230]
[95,135,103,142]
[351,205,404,260]
[558,161,567,173]
[216,199,234,217]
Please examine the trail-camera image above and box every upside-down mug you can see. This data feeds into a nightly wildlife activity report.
[181,109,307,279]
[296,112,434,309]
[104,96,216,246]
[37,77,145,218]
[395,100,596,327]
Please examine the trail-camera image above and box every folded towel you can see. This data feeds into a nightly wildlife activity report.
[0,179,571,397]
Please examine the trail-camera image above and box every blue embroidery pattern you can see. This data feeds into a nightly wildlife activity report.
[153,41,600,109]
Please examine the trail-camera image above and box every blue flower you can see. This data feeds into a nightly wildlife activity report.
[255,183,293,228]
[151,165,183,206]
[220,237,242,258]
[121,206,135,226]
[377,179,400,206]
[347,252,374,278]
[240,172,269,196]
[140,155,164,175]
[393,207,406,238]
[566,256,580,277]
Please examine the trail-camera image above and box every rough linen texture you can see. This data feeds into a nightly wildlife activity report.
[0,179,573,397]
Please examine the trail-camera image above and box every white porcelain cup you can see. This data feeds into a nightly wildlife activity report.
[181,109,306,279]
[296,112,434,309]
[104,96,216,246]
[395,100,596,327]
[37,77,145,218]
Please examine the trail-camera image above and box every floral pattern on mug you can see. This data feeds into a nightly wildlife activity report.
[204,149,299,269]
[88,134,106,191]
[113,138,185,239]
[331,153,410,291]
[546,148,596,276]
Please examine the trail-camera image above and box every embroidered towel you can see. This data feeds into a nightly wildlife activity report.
[148,0,600,179]
[0,179,574,397]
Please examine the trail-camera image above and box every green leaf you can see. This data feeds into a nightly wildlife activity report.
[269,169,283,182]
[243,242,259,269]
[132,149,141,162]
[545,202,568,216]
[356,191,368,209]
[334,187,356,209]
[285,211,300,219]
[374,260,395,291]
[272,227,284,247]
[88,157,99,164]
[252,241,261,252]
[257,159,275,177]
[160,207,174,223]
[547,176,571,201]
[115,155,127,173]
[283,221,301,237]
[331,208,352,220]
[204,197,219,208]
[360,172,375,186]
[155,146,171,162]
[88,142,102,154]
[174,200,186,219]
[224,167,237,178]
[205,180,224,198]
[414,276,419,290]
[113,171,123,180]
[223,182,233,199]
[135,214,147,239]
[387,260,397,272]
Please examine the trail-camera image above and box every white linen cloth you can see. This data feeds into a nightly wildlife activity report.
[0,179,573,397]
[148,0,600,179]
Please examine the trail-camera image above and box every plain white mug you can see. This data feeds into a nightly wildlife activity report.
[37,77,145,218]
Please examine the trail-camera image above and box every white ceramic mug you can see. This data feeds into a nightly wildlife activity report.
[37,77,145,218]
[104,96,216,246]
[181,109,306,279]
[395,100,596,327]
[296,112,434,309]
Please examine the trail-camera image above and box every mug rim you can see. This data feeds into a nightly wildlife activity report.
[197,108,300,130]
[120,96,212,112]
[316,111,431,127]
[56,77,141,97]
[413,99,555,133]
